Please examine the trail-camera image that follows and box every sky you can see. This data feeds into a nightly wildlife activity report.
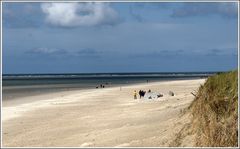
[2,2,238,74]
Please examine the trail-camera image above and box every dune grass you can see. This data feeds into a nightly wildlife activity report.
[189,70,238,147]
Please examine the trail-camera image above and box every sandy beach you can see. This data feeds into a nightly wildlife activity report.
[2,79,205,147]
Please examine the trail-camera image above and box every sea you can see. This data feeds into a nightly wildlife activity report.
[2,72,217,100]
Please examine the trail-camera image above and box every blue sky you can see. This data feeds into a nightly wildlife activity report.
[3,2,238,74]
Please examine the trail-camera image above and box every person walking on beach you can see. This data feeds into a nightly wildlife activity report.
[133,90,137,99]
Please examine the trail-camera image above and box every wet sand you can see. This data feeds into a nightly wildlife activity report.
[2,79,205,147]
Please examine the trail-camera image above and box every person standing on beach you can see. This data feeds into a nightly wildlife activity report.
[139,90,142,99]
[133,90,137,99]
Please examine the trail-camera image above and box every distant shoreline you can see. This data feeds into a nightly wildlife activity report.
[2,71,220,76]
[2,72,215,82]
[2,76,206,102]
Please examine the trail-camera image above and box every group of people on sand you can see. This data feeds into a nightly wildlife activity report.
[96,84,105,88]
[133,89,152,99]
[133,89,174,100]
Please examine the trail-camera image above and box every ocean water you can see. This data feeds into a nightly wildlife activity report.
[2,72,216,100]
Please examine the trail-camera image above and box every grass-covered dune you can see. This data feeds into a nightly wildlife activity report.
[190,70,238,147]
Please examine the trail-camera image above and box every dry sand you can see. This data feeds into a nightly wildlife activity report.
[2,79,205,147]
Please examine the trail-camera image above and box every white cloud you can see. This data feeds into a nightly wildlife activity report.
[41,2,120,27]
[27,48,66,54]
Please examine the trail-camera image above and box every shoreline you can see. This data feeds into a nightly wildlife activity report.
[2,77,205,103]
[2,78,205,121]
[3,78,206,147]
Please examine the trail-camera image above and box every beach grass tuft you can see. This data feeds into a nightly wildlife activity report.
[189,70,238,147]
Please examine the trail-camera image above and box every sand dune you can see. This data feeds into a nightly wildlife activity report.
[2,79,205,147]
